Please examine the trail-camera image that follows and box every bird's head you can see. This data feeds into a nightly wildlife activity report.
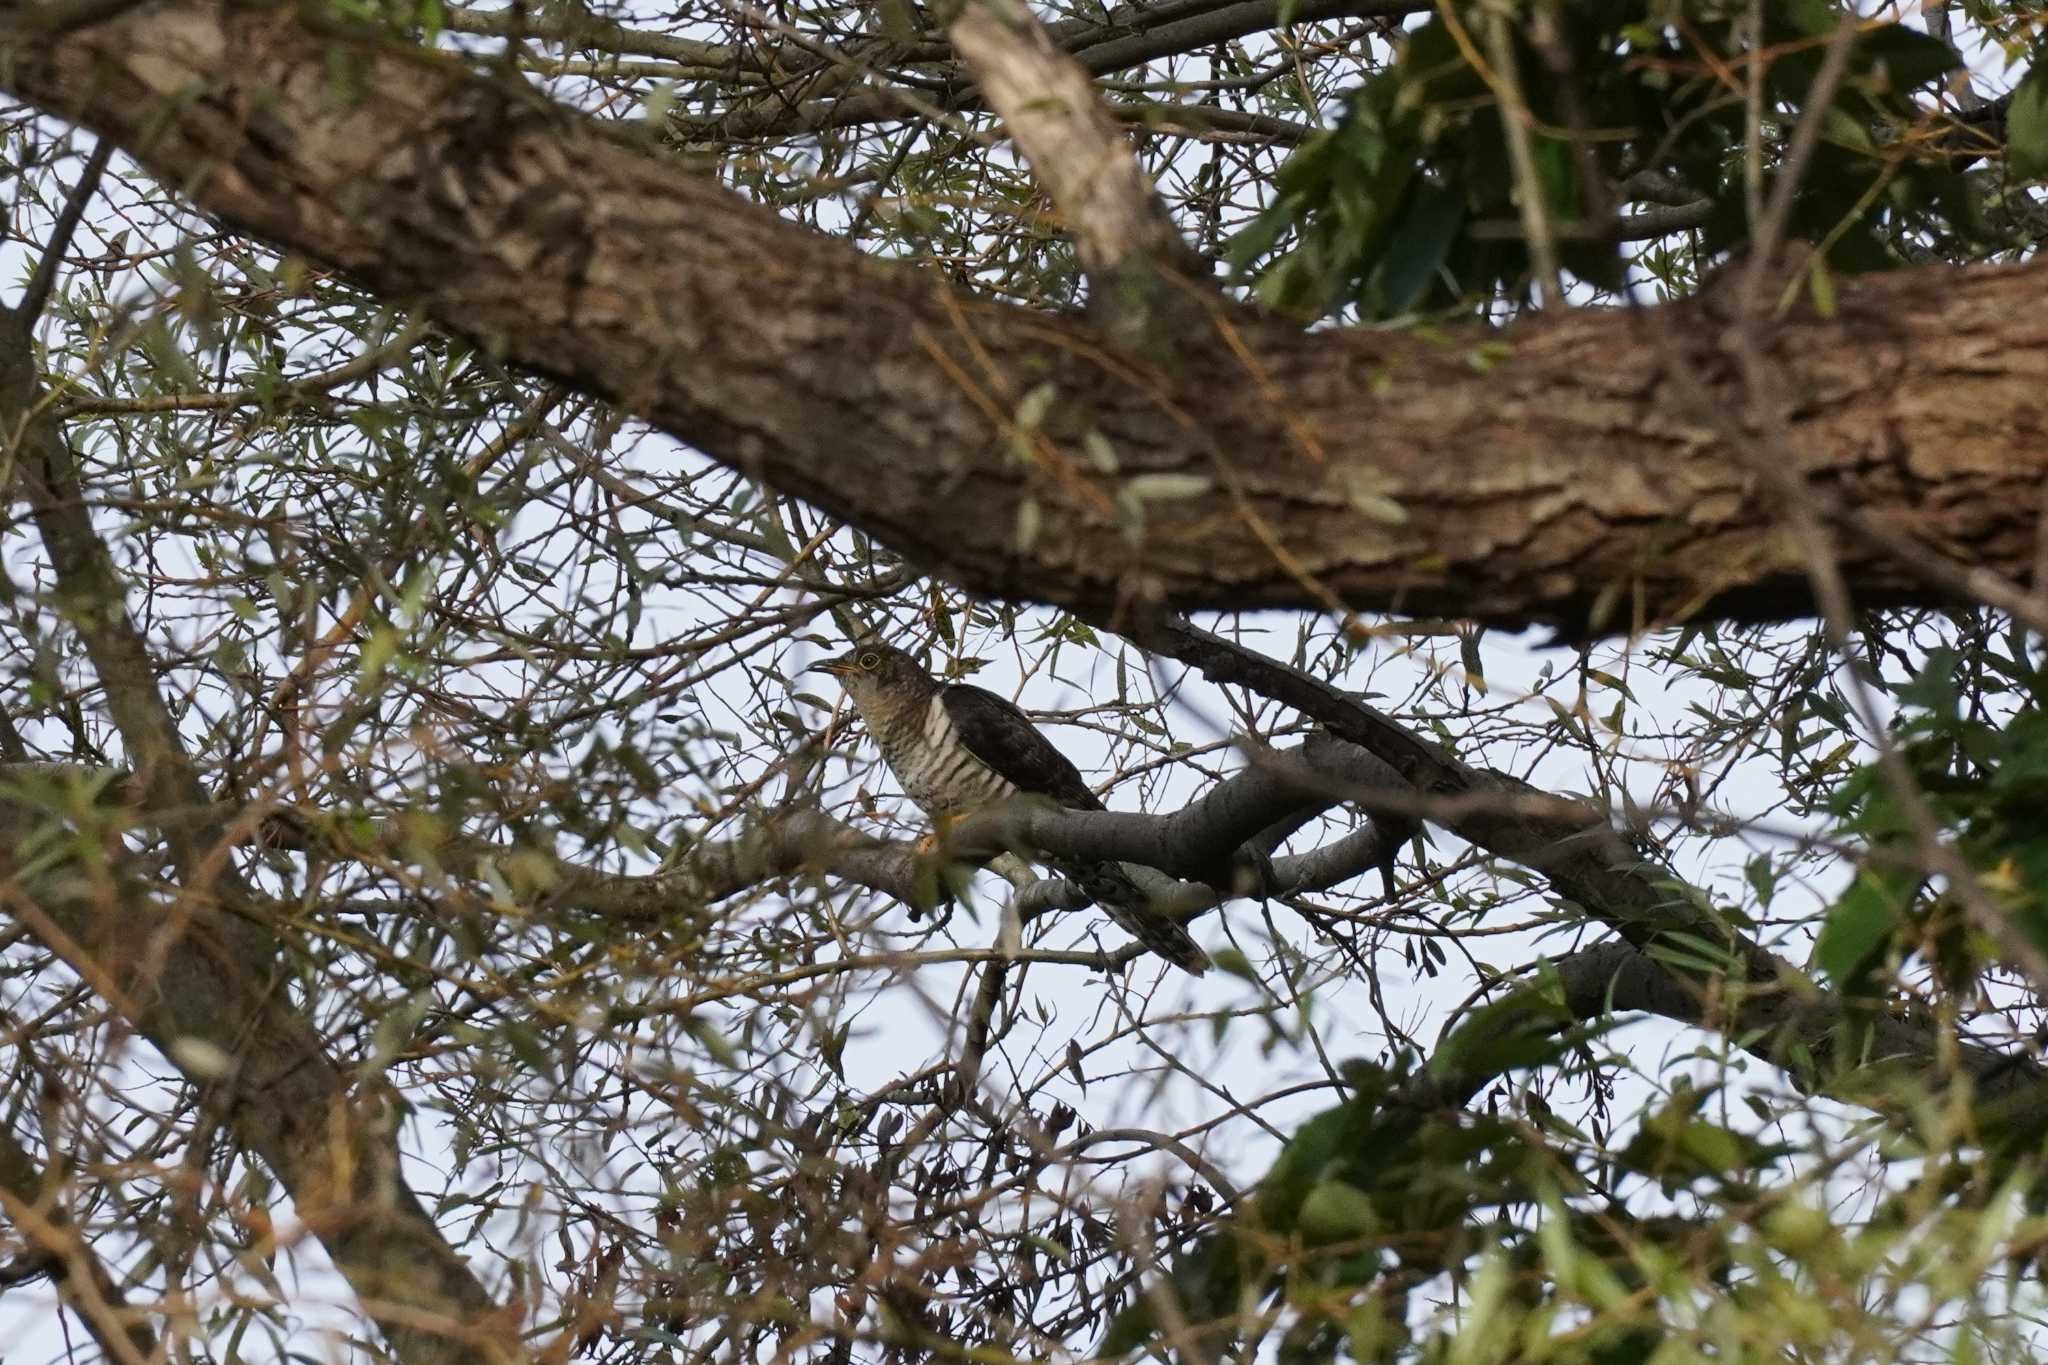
[809,642,934,708]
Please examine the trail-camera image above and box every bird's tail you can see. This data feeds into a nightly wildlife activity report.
[1059,859,1212,976]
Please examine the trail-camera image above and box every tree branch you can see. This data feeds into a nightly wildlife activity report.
[0,0,2037,630]
[6,3,2040,1351]
[1410,940,2048,1137]
[242,754,2048,1138]
[11,136,109,330]
[659,0,1425,143]
[0,1124,158,1365]
[1,0,2044,1144]
[666,0,1426,143]
[1127,615,2048,1129]
[0,343,514,1359]
[945,0,1215,353]
[12,724,2048,1138]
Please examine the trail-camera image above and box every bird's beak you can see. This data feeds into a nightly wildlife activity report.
[808,659,856,677]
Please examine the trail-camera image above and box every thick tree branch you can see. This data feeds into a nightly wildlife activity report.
[946,0,1215,352]
[13,725,2048,1137]
[274,794,2048,1138]
[0,364,513,1357]
[246,759,2048,1137]
[31,716,2020,1142]
[1,0,2041,632]
[1129,616,2048,1129]
[1055,0,1420,77]
[927,735,1397,887]
[1,0,2043,1143]
[1411,941,2048,1137]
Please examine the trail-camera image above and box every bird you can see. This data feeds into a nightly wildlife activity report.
[811,642,1210,975]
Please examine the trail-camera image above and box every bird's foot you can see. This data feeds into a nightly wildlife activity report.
[907,832,950,924]
[907,830,972,927]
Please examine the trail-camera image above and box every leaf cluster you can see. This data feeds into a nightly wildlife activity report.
[1231,1,1979,319]
[1818,629,2048,996]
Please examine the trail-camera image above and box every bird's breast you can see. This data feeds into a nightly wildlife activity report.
[877,695,1017,816]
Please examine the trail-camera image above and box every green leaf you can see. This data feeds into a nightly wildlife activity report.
[1428,981,1582,1086]
[1296,1179,1380,1241]
[1372,178,1461,313]
[875,0,919,41]
[1097,1298,1158,1356]
[1617,1084,1785,1184]
[2009,59,2048,183]
[1210,947,1258,982]
[1226,192,1305,277]
[1124,472,1212,502]
[1458,627,1486,695]
[1814,868,1915,988]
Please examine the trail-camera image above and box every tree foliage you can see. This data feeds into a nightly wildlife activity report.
[0,1,2042,1363]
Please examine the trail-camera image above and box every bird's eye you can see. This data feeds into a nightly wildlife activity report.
[858,651,882,670]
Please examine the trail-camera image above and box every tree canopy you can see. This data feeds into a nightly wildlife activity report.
[0,0,2044,1362]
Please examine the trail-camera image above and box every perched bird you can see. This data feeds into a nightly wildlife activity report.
[812,643,1210,975]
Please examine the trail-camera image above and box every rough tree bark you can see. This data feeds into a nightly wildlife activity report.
[3,3,2047,1352]
[0,0,2040,1120]
[0,0,2040,635]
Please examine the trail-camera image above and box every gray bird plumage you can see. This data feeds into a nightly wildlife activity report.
[814,643,1209,975]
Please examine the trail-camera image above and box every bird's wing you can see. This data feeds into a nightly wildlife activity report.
[941,684,1102,809]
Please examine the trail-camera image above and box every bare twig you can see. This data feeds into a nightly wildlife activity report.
[0,1125,158,1365]
[11,138,111,331]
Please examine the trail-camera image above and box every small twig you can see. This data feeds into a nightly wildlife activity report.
[0,1080,155,1364]
[1740,13,1858,312]
[1482,7,1562,307]
[11,139,112,331]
